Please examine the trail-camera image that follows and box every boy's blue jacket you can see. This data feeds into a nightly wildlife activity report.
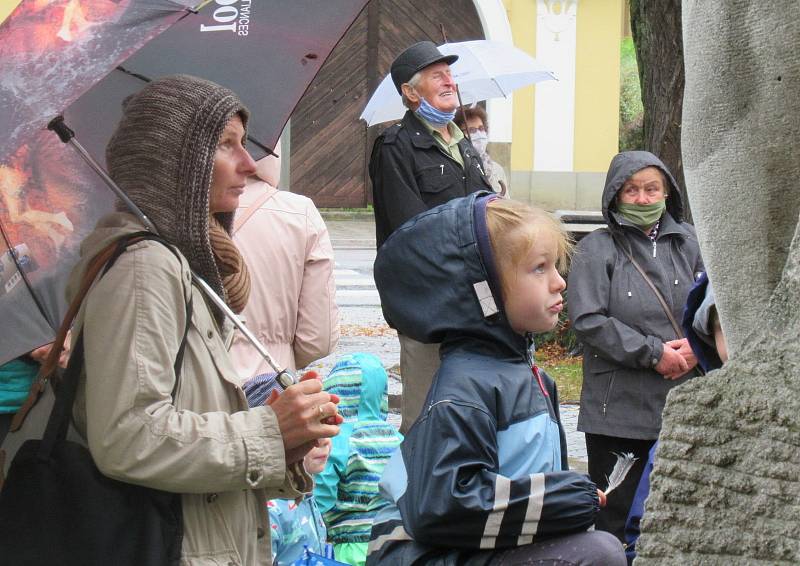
[367,193,599,564]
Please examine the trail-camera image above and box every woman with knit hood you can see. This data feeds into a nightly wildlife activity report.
[567,151,704,543]
[66,75,341,565]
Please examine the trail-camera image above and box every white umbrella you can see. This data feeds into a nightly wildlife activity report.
[360,40,557,126]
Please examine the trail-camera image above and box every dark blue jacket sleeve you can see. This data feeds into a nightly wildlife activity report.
[624,441,657,564]
[398,401,599,549]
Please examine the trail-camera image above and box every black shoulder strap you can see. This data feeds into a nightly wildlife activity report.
[40,233,193,456]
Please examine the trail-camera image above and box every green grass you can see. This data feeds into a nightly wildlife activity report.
[540,358,583,404]
[320,204,374,212]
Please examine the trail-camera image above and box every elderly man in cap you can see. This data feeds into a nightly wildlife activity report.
[369,41,492,434]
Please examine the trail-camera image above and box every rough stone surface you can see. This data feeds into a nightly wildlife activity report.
[637,3,800,562]
[679,0,800,356]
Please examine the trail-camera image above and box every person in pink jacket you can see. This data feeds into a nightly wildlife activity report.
[230,153,339,377]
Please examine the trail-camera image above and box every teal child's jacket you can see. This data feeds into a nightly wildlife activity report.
[0,357,38,413]
[314,353,403,544]
[268,495,327,565]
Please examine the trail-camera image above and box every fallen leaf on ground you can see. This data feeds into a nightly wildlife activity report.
[340,324,397,337]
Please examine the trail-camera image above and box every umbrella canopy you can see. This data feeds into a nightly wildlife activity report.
[360,39,557,126]
[0,0,368,366]
[0,0,197,162]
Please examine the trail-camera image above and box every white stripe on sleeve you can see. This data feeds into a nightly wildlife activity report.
[517,473,546,546]
[480,475,511,549]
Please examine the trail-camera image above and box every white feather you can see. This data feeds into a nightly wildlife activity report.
[604,452,638,495]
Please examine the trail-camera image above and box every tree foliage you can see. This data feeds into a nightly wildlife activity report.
[629,0,689,219]
[619,37,644,152]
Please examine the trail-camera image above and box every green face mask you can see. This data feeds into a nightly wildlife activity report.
[617,200,666,228]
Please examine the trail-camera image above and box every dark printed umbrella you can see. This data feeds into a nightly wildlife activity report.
[0,0,368,365]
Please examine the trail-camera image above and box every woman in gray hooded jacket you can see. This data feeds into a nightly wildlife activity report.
[567,151,704,542]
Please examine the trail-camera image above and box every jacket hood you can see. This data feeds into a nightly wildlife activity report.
[601,151,684,227]
[323,353,389,423]
[66,212,150,304]
[253,153,281,187]
[374,192,528,359]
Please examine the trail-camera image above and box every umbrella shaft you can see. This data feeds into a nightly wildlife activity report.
[192,275,287,378]
[61,136,293,384]
[456,87,471,144]
[67,139,157,233]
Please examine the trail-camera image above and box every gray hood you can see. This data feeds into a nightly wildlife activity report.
[374,192,528,360]
[601,151,684,228]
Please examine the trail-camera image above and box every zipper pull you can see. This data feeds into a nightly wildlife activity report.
[602,402,608,416]
[531,365,549,397]
[477,161,484,175]
[440,164,444,175]
[652,240,657,258]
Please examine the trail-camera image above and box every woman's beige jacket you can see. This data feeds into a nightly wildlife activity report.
[68,213,311,565]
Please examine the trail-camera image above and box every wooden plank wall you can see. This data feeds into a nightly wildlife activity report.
[290,0,485,208]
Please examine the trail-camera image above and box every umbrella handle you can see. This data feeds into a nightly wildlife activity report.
[48,118,295,385]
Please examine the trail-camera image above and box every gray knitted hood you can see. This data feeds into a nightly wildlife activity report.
[106,74,249,301]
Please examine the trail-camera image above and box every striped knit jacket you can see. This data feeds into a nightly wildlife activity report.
[314,353,403,544]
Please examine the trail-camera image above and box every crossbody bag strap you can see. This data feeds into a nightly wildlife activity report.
[9,241,122,432]
[611,232,684,339]
[232,188,275,235]
[38,233,193,457]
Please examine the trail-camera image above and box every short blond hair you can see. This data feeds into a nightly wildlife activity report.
[486,199,572,297]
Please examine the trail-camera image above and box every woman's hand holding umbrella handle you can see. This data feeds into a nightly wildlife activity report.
[266,371,342,465]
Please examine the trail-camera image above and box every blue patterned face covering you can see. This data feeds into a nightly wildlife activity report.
[415,96,456,126]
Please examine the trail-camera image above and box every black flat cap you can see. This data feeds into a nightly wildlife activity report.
[390,41,459,94]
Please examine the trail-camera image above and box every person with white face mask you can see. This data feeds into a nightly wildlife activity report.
[455,106,509,197]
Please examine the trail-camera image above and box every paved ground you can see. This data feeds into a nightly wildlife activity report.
[311,214,587,469]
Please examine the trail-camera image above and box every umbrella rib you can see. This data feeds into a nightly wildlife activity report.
[188,0,212,12]
[491,77,509,98]
[0,221,57,331]
[115,66,278,158]
[116,65,152,85]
